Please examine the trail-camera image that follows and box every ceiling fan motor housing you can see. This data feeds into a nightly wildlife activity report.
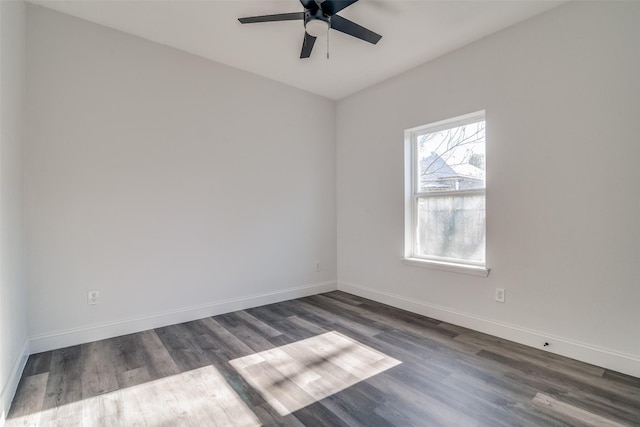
[304,9,330,36]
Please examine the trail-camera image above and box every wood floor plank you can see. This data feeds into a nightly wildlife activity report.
[137,329,181,380]
[207,355,271,411]
[263,315,328,345]
[478,349,640,408]
[79,388,124,427]
[285,315,330,336]
[41,345,83,410]
[155,323,212,371]
[310,294,481,356]
[445,363,538,402]
[110,333,147,372]
[319,383,395,427]
[234,310,284,338]
[300,297,385,337]
[290,400,351,427]
[197,316,255,358]
[215,312,278,352]
[603,368,640,388]
[240,359,316,416]
[441,371,571,427]
[20,352,51,378]
[367,372,483,427]
[353,307,482,355]
[38,395,85,426]
[245,305,290,324]
[6,372,48,422]
[115,366,152,389]
[80,339,119,398]
[532,392,629,427]
[455,330,606,378]
[320,290,365,306]
[557,385,640,426]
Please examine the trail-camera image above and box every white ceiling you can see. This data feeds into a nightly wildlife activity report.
[30,0,563,100]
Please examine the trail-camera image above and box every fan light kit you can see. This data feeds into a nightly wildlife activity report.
[305,19,329,38]
[239,0,381,59]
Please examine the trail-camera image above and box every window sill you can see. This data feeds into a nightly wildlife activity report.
[402,258,490,277]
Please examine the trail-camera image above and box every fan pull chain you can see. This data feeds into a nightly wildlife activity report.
[327,24,330,59]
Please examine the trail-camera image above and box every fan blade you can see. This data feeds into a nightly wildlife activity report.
[330,15,381,44]
[239,12,303,24]
[321,0,359,16]
[300,32,317,58]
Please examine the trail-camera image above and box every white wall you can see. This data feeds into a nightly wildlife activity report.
[337,1,640,376]
[0,0,28,422]
[25,5,336,351]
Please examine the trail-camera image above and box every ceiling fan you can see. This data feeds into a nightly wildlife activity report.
[238,0,382,58]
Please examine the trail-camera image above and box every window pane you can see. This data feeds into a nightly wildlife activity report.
[417,121,485,193]
[416,194,485,262]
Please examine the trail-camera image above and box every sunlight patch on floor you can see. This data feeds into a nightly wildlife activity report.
[230,330,401,416]
[7,365,259,427]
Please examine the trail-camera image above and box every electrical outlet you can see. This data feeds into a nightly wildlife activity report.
[315,261,321,272]
[495,288,505,303]
[87,290,100,305]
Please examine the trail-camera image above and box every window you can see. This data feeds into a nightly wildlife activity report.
[404,111,488,276]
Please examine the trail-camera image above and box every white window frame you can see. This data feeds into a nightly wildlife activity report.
[403,111,489,277]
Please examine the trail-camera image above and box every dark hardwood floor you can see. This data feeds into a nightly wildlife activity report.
[8,291,640,426]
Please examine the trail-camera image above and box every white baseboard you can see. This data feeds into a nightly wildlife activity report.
[0,338,29,427]
[30,281,337,354]
[338,281,640,378]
